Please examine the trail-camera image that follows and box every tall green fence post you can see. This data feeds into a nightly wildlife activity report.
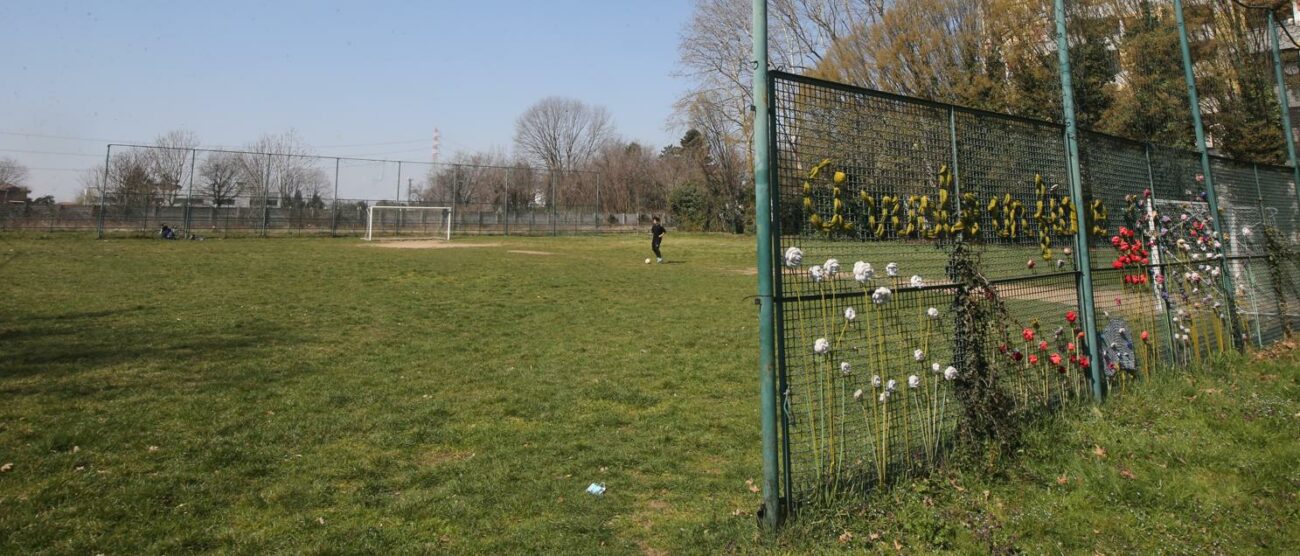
[1174,0,1242,350]
[1268,11,1300,209]
[752,0,781,530]
[1055,0,1106,400]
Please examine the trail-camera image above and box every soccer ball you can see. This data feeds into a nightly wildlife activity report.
[645,258,651,264]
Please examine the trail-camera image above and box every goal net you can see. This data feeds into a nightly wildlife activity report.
[364,206,452,241]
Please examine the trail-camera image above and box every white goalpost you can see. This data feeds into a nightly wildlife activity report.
[364,206,452,241]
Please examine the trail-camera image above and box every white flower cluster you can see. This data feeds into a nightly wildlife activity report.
[853,261,875,283]
[784,247,803,268]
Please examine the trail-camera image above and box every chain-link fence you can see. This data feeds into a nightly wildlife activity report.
[0,145,672,238]
[769,71,1300,505]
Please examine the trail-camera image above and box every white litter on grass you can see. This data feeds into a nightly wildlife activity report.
[586,483,606,496]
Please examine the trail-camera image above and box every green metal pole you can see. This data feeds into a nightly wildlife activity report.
[1268,11,1300,207]
[1173,0,1242,350]
[1055,0,1106,400]
[752,0,781,530]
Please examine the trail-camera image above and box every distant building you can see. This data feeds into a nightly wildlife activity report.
[0,184,31,205]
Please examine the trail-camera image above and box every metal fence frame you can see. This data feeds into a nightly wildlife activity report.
[764,69,1300,511]
[0,144,682,238]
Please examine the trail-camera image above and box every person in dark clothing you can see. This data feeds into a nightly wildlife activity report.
[650,216,665,263]
[160,224,177,240]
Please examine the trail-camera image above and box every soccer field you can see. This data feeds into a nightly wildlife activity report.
[0,234,765,553]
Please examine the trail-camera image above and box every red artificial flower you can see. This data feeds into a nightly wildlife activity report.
[1027,259,1036,269]
[1077,331,1085,339]
[1079,356,1091,368]
[1140,257,1150,265]
[1067,342,1076,352]
[1111,236,1122,247]
[1144,188,1152,198]
[999,343,1009,354]
[1112,260,1124,270]
[1049,353,1063,365]
[1022,328,1035,342]
[1057,366,1067,375]
[1012,351,1024,362]
[1039,340,1049,351]
[1065,311,1078,324]
[1029,354,1039,364]
[1069,354,1079,364]
[1140,330,1150,341]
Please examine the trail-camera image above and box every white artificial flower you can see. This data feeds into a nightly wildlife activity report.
[878,392,889,403]
[943,366,959,381]
[1210,267,1220,277]
[885,379,898,392]
[784,247,804,268]
[853,389,864,402]
[932,362,942,373]
[1212,241,1222,250]
[910,275,924,288]
[1241,226,1253,237]
[853,261,875,283]
[840,361,852,375]
[913,349,925,362]
[823,258,840,278]
[872,375,882,388]
[927,307,939,319]
[1056,260,1066,270]
[814,338,829,355]
[809,265,825,283]
[871,287,893,305]
[844,307,857,322]
[908,375,920,389]
[1192,254,1201,261]
[885,262,899,277]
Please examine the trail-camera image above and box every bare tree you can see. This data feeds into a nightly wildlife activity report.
[146,130,199,205]
[676,0,882,152]
[419,148,510,205]
[199,151,244,207]
[0,156,29,188]
[239,130,324,203]
[514,97,614,178]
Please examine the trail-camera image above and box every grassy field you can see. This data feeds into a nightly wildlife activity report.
[2,234,1298,554]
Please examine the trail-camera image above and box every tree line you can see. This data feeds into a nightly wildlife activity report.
[674,0,1300,230]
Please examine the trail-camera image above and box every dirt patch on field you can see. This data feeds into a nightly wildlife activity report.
[507,250,554,256]
[729,268,758,276]
[367,240,500,249]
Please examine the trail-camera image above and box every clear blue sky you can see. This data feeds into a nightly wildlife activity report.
[0,0,696,200]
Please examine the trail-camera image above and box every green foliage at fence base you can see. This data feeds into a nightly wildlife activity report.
[772,346,1300,554]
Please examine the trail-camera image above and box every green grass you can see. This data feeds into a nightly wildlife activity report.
[2,234,1298,554]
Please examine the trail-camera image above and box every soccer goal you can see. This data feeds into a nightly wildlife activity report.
[364,206,452,241]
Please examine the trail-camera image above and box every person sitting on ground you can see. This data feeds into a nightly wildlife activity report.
[160,224,177,240]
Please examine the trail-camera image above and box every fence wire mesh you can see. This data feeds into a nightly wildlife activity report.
[770,71,1300,506]
[0,145,673,238]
